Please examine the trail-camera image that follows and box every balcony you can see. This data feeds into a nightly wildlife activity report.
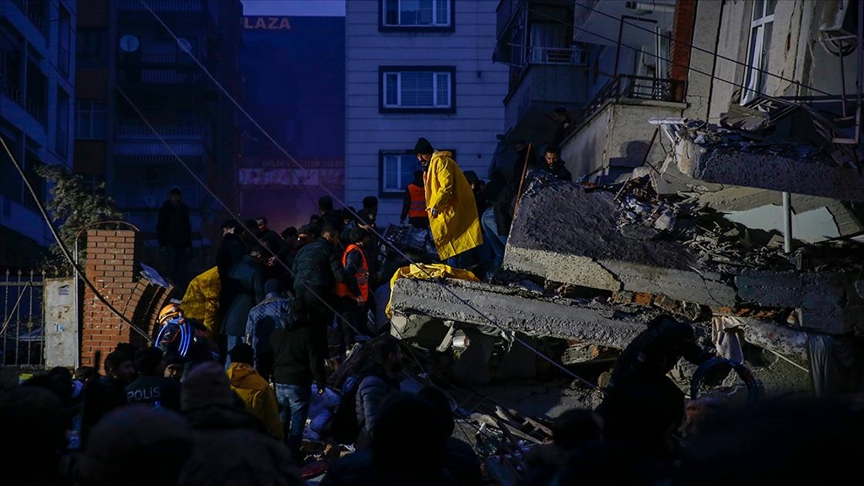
[572,0,674,46]
[559,74,686,182]
[56,127,68,158]
[58,46,69,77]
[12,0,49,37]
[117,68,204,86]
[116,0,205,12]
[0,74,23,105]
[116,124,205,140]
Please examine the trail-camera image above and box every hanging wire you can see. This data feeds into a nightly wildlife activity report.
[0,137,153,343]
[562,0,836,97]
[138,0,603,392]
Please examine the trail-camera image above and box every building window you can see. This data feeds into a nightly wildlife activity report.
[58,6,71,77]
[75,101,107,139]
[25,60,47,125]
[380,0,454,32]
[0,28,25,105]
[0,132,23,202]
[379,66,455,113]
[56,88,70,157]
[379,150,423,196]
[742,0,776,104]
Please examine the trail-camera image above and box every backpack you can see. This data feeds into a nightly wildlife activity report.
[326,376,362,445]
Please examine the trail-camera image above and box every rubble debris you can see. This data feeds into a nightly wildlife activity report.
[389,278,649,350]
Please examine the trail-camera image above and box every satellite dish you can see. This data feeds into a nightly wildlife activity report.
[119,34,140,53]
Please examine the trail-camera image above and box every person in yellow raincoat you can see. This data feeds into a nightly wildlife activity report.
[182,266,221,339]
[415,137,483,268]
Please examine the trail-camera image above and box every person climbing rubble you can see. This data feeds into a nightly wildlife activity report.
[414,137,483,270]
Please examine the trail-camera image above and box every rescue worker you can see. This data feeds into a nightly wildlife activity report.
[598,315,715,448]
[400,170,429,229]
[181,266,221,339]
[414,137,483,269]
[154,303,209,360]
[542,145,573,182]
[334,227,372,358]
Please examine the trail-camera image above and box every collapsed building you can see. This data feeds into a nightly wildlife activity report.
[387,112,864,409]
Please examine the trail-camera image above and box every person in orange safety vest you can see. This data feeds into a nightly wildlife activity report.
[400,170,429,229]
[333,227,372,359]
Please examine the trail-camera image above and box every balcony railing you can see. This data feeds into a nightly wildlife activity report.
[13,0,49,37]
[573,74,684,130]
[116,125,204,138]
[116,0,205,12]
[118,68,204,85]
[58,46,70,76]
[25,96,46,125]
[507,45,588,94]
[0,74,23,105]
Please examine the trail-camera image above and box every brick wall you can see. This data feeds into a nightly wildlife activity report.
[80,229,139,367]
[669,0,698,102]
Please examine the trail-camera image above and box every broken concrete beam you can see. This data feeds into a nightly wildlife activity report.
[503,182,739,307]
[737,317,809,365]
[389,278,646,350]
[681,141,864,202]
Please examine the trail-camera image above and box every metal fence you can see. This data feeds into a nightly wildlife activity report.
[1,270,45,368]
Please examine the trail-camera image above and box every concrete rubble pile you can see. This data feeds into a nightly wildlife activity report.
[389,151,864,405]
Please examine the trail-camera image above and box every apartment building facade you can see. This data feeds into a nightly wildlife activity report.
[0,0,76,266]
[74,0,243,269]
[345,0,508,224]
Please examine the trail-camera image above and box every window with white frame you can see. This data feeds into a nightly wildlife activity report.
[380,151,420,195]
[382,0,452,29]
[381,68,454,112]
[742,0,776,104]
[75,100,107,139]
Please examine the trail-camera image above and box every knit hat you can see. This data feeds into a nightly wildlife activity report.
[414,137,434,155]
[264,279,283,296]
[181,361,236,412]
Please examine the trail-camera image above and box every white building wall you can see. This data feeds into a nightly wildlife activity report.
[0,0,76,246]
[345,0,508,224]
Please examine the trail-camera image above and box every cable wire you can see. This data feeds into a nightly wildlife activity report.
[560,0,836,97]
[0,137,153,343]
[138,0,602,392]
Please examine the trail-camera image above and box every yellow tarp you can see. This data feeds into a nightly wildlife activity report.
[385,263,479,318]
[182,266,221,338]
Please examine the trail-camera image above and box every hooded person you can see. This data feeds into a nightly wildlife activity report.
[77,405,193,486]
[226,343,284,441]
[179,362,303,486]
[414,137,483,268]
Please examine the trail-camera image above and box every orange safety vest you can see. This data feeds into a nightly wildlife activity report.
[334,244,369,301]
[407,183,427,219]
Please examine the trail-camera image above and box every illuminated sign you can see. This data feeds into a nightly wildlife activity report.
[243,16,292,30]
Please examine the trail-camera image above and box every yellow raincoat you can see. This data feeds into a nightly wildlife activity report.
[385,263,479,318]
[181,266,221,338]
[424,151,483,261]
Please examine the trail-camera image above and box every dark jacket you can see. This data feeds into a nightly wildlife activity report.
[493,182,519,237]
[321,210,344,234]
[270,321,328,387]
[544,162,572,182]
[258,229,286,256]
[125,375,181,411]
[222,255,266,337]
[292,238,344,298]
[354,371,401,450]
[81,376,128,442]
[216,233,247,280]
[181,404,303,486]
[156,200,192,249]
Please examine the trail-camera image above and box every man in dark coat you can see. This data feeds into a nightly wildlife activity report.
[156,186,192,294]
[222,246,266,367]
[318,196,344,234]
[292,226,344,332]
[542,146,572,182]
[81,351,135,443]
[125,347,181,411]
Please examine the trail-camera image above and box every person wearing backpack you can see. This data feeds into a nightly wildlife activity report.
[271,295,328,461]
[352,336,404,450]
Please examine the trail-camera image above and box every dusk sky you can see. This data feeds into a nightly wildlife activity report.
[242,0,346,16]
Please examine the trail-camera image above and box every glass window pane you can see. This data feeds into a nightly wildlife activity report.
[753,0,764,20]
[384,155,399,190]
[766,0,776,16]
[758,22,773,94]
[399,155,416,187]
[435,0,448,25]
[385,0,398,25]
[435,73,449,106]
[385,73,398,105]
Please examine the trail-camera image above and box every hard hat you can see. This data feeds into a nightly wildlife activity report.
[157,303,183,326]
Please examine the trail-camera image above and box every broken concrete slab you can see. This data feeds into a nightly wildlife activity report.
[503,182,739,307]
[389,278,647,350]
[680,140,864,203]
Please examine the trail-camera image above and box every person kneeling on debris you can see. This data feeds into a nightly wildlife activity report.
[598,315,715,449]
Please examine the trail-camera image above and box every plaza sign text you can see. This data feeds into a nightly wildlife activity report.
[243,16,291,30]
